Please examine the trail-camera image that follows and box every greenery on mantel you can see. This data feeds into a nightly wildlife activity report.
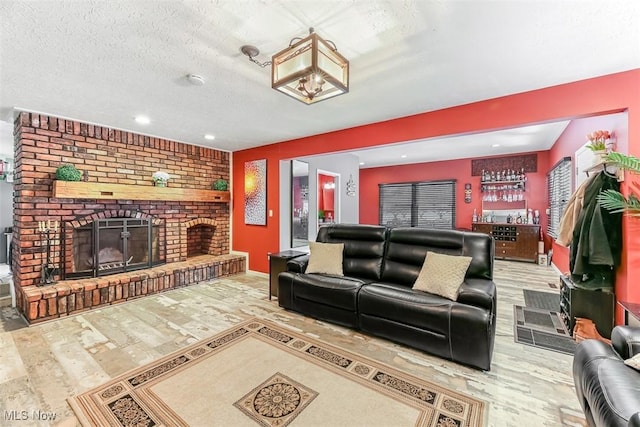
[597,151,640,217]
[55,164,82,181]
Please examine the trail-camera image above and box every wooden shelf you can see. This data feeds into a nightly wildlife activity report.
[52,181,230,202]
[482,200,527,210]
[584,161,624,181]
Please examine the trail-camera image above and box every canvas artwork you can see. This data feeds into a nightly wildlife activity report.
[244,159,267,225]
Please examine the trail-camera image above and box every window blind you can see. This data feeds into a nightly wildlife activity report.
[379,180,456,229]
[547,157,572,238]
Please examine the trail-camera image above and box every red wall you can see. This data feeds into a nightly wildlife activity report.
[359,152,550,235]
[548,114,630,275]
[232,69,640,325]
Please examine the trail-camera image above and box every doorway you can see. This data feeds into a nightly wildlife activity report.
[317,170,339,229]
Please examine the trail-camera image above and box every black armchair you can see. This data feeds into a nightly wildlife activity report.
[573,325,640,427]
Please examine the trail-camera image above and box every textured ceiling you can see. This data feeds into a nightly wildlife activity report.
[1,1,639,161]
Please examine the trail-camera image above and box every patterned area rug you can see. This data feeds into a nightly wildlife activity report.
[69,318,485,427]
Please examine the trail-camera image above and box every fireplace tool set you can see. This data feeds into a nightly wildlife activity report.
[38,220,59,286]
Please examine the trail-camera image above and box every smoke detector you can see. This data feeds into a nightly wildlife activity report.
[187,74,205,86]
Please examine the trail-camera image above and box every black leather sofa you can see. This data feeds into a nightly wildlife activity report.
[278,224,497,370]
[573,326,640,427]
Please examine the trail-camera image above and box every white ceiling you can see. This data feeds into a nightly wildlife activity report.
[1,1,639,163]
[353,120,571,168]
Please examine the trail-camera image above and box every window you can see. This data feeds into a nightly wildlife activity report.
[379,180,456,229]
[547,157,572,238]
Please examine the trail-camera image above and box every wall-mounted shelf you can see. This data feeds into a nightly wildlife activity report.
[584,161,624,182]
[480,179,525,192]
[482,200,527,210]
[52,181,230,202]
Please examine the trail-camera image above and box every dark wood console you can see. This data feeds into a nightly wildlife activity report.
[472,223,540,263]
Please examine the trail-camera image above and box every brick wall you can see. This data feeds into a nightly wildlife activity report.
[12,112,238,322]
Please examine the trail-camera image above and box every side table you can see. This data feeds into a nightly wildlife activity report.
[559,274,615,339]
[268,250,307,300]
[618,300,640,328]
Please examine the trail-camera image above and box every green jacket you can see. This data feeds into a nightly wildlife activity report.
[569,172,622,290]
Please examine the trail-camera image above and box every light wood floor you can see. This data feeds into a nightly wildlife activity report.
[0,260,586,426]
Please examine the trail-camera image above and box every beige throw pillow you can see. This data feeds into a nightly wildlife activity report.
[624,353,640,371]
[305,242,344,276]
[412,251,472,300]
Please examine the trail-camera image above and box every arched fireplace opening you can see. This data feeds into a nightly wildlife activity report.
[187,224,216,257]
[180,218,221,260]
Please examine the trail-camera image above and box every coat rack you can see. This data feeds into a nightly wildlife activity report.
[584,160,624,182]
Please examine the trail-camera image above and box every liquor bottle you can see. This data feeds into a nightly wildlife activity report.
[472,209,478,223]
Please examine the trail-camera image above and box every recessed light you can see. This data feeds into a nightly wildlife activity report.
[204,134,215,140]
[400,155,407,158]
[491,143,500,147]
[359,162,365,166]
[135,116,150,125]
[187,74,206,86]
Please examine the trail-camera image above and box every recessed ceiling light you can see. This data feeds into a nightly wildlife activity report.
[187,74,206,86]
[400,155,407,158]
[135,116,150,125]
[204,134,215,140]
[359,162,365,166]
[492,143,500,147]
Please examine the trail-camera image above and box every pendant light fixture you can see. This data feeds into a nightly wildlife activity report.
[241,28,349,105]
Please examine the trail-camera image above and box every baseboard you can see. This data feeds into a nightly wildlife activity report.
[550,262,564,276]
[0,295,11,308]
[247,270,268,278]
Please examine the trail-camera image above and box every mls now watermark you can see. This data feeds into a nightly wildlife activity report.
[4,410,57,422]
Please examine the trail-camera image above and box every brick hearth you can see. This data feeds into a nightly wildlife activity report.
[12,112,242,323]
[23,254,245,323]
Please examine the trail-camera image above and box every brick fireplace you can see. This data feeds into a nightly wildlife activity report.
[12,112,245,323]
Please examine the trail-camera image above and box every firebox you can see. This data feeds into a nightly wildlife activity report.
[62,217,164,279]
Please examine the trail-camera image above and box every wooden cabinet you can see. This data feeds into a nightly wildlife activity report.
[559,274,614,339]
[472,223,540,263]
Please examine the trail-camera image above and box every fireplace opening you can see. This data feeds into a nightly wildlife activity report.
[187,224,216,258]
[63,217,165,279]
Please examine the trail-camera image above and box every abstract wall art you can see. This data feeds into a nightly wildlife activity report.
[244,159,267,225]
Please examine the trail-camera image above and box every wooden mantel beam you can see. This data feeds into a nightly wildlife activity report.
[52,181,230,202]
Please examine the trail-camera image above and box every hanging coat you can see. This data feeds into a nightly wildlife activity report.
[556,173,597,247]
[569,171,622,290]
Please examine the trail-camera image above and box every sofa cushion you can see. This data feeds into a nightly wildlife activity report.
[381,228,493,285]
[358,283,453,335]
[625,353,640,371]
[305,242,344,276]
[316,224,387,280]
[293,274,365,311]
[412,251,472,300]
